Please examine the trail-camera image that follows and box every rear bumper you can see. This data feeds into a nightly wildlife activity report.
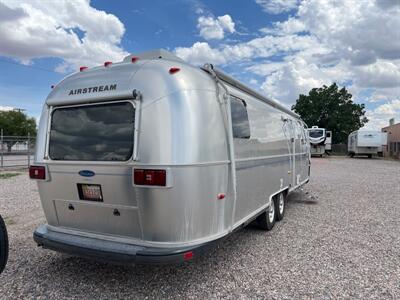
[33,225,218,265]
[310,145,325,155]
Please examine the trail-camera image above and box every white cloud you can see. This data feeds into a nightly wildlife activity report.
[175,34,323,67]
[176,0,400,128]
[0,0,128,72]
[297,0,400,65]
[259,57,350,104]
[260,17,306,35]
[197,14,235,40]
[246,61,285,76]
[376,100,400,115]
[255,0,300,14]
[364,87,400,103]
[353,60,400,89]
[0,106,15,111]
[175,42,227,65]
[249,78,259,85]
[276,17,306,34]
[218,15,235,33]
[364,99,400,130]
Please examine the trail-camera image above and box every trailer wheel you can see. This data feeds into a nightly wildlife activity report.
[367,154,372,158]
[0,215,9,274]
[257,199,276,231]
[275,193,285,221]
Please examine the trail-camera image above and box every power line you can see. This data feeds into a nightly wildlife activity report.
[0,57,58,73]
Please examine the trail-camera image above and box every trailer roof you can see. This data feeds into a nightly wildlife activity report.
[105,49,300,119]
[46,48,300,119]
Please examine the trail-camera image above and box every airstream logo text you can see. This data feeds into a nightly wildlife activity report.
[68,84,117,96]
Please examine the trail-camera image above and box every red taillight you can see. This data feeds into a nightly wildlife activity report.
[80,66,88,72]
[131,56,139,63]
[217,193,226,200]
[134,169,166,186]
[29,166,46,180]
[183,251,194,261]
[104,61,112,67]
[169,67,180,74]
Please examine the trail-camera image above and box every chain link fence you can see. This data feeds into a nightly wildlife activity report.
[0,130,35,169]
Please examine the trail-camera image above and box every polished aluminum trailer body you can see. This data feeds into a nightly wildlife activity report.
[32,50,310,263]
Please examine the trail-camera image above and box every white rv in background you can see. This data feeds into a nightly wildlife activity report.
[307,126,332,157]
[348,130,386,158]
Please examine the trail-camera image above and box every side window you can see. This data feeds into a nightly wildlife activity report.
[326,131,331,138]
[230,96,250,139]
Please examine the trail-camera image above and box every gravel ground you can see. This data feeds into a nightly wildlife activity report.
[0,157,399,299]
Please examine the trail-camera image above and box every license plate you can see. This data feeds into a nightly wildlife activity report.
[78,184,103,201]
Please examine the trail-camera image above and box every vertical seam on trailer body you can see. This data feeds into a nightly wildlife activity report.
[204,63,238,233]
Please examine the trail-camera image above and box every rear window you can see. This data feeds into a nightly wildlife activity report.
[49,102,135,161]
[308,129,324,138]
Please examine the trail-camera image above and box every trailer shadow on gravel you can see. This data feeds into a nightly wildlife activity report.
[286,190,319,206]
[20,228,268,298]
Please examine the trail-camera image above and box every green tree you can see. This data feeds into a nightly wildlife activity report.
[0,110,37,152]
[292,83,368,144]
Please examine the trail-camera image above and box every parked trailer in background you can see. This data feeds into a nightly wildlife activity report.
[348,130,385,158]
[307,126,331,157]
[30,49,310,264]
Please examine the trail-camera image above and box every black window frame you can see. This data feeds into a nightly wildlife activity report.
[48,100,136,162]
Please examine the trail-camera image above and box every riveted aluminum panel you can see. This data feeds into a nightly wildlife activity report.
[54,199,141,238]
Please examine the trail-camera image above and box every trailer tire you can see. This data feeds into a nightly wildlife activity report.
[0,215,9,274]
[367,154,372,158]
[257,199,276,231]
[275,193,285,221]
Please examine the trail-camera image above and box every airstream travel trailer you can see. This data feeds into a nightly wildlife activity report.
[30,49,310,264]
[348,130,386,158]
[307,126,331,157]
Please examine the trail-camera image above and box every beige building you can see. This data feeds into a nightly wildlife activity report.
[382,122,400,159]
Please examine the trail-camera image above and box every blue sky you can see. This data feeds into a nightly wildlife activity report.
[0,0,399,129]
